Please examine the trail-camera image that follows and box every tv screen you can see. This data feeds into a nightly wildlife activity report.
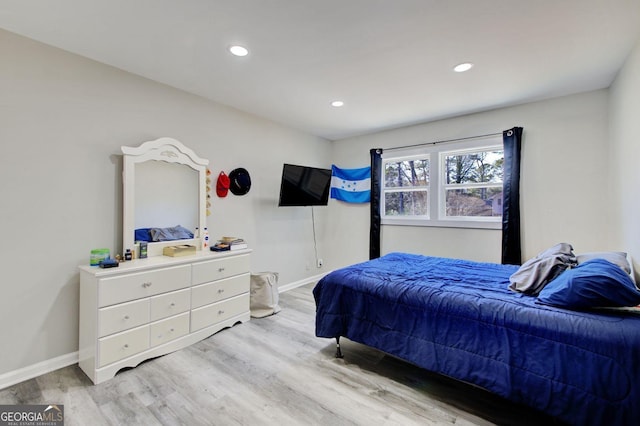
[278,164,332,206]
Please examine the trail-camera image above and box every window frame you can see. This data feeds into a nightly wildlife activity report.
[381,153,431,220]
[381,135,503,229]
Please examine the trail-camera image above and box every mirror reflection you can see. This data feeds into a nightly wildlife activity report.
[134,160,198,232]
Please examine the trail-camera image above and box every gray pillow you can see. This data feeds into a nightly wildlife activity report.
[576,251,631,274]
[150,225,194,242]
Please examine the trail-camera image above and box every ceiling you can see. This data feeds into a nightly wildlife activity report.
[1,0,639,140]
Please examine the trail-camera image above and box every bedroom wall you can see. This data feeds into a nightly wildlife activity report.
[327,90,612,270]
[609,37,640,274]
[0,29,331,380]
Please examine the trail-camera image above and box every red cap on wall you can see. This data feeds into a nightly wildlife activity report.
[216,171,230,197]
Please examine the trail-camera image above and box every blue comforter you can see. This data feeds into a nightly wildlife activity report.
[313,253,640,425]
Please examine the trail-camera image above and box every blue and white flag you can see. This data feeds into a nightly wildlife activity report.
[330,165,371,203]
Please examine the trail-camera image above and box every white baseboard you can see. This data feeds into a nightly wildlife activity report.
[0,351,78,390]
[278,271,331,293]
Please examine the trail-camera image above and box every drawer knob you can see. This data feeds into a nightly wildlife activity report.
[124,315,130,320]
[170,303,176,307]
[218,289,224,294]
[218,310,225,315]
[142,282,152,288]
[170,328,175,332]
[123,344,129,349]
[218,267,225,272]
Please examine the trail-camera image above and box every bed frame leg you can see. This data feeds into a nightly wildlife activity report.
[335,337,344,358]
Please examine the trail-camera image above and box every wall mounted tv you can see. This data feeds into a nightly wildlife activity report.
[278,163,332,207]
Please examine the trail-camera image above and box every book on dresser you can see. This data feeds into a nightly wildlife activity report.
[230,240,248,250]
[211,237,248,252]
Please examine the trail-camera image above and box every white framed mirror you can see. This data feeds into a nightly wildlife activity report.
[122,137,209,257]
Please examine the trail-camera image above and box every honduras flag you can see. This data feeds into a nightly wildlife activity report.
[330,165,371,203]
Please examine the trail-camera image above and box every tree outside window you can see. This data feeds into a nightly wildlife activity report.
[383,158,429,217]
[442,149,504,218]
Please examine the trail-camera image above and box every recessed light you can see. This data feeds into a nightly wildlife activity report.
[229,45,249,57]
[453,62,474,72]
[331,100,344,107]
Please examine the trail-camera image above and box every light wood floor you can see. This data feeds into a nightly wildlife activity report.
[0,283,559,425]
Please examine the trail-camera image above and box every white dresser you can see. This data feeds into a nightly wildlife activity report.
[78,249,251,384]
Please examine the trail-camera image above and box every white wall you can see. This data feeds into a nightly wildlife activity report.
[0,29,331,377]
[328,90,613,270]
[609,37,640,272]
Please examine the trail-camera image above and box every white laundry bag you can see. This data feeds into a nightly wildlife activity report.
[250,272,281,318]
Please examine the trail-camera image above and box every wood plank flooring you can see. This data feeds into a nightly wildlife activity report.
[0,283,559,425]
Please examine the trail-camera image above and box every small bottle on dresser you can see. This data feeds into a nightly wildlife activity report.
[203,227,209,248]
[139,242,148,259]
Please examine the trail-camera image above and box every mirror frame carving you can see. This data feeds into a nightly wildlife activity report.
[122,137,209,257]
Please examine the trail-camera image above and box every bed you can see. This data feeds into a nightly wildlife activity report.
[313,252,640,425]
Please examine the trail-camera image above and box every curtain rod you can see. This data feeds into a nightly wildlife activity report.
[384,131,503,152]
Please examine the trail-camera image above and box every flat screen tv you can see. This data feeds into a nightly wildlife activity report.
[278,163,332,206]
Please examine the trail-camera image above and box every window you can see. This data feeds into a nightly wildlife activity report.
[381,136,504,229]
[382,157,430,218]
[441,148,504,220]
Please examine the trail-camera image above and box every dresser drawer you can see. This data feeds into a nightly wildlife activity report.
[191,274,249,309]
[98,298,150,337]
[191,293,249,332]
[150,312,190,347]
[98,325,150,367]
[98,265,191,307]
[192,255,250,285]
[150,288,190,322]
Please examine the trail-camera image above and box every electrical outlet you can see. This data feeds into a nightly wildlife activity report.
[317,258,323,268]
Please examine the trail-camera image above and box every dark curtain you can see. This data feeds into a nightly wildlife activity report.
[369,148,383,259]
[502,127,523,265]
